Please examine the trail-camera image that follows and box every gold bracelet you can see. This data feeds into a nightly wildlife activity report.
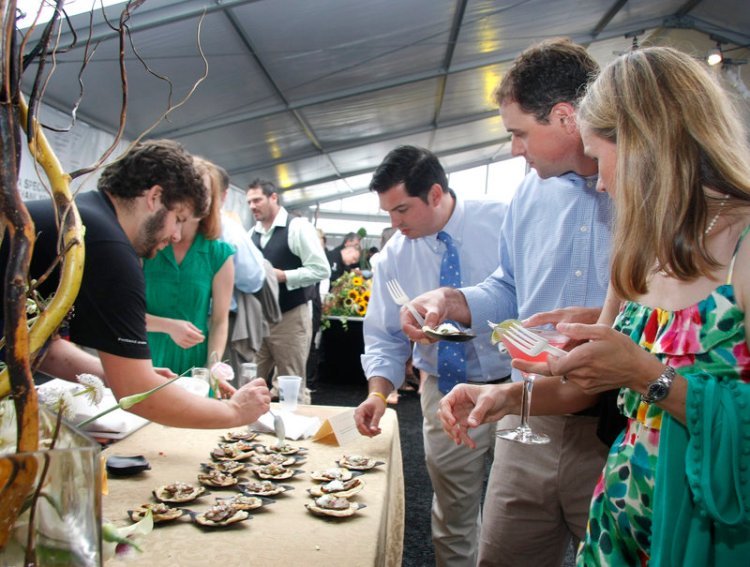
[368,391,388,405]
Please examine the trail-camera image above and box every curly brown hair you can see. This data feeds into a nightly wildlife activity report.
[493,38,598,123]
[98,139,208,217]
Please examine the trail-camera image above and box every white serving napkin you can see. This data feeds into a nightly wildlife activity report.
[252,410,321,441]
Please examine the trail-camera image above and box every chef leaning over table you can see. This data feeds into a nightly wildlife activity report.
[0,139,270,428]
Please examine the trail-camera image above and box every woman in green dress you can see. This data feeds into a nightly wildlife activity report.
[144,158,235,377]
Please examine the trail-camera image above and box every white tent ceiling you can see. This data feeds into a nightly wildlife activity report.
[20,0,750,225]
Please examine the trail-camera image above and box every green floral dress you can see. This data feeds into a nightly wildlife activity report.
[578,227,750,566]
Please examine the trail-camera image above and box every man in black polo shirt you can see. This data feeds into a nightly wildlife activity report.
[247,179,330,404]
[8,140,271,428]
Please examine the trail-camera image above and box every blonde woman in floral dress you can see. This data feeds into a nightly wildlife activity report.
[541,48,750,565]
[439,47,750,566]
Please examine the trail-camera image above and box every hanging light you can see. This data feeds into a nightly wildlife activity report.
[707,42,724,66]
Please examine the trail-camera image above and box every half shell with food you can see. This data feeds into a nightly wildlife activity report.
[309,467,354,482]
[211,443,255,461]
[221,430,259,443]
[337,455,383,471]
[305,494,365,518]
[308,477,364,498]
[201,460,247,476]
[216,494,269,511]
[191,502,249,528]
[253,463,300,480]
[153,482,206,503]
[240,480,292,497]
[197,469,241,488]
[128,502,184,523]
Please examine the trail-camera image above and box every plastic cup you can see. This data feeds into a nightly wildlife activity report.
[239,362,258,388]
[278,375,302,412]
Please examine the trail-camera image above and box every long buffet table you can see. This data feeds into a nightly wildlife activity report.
[102,405,404,566]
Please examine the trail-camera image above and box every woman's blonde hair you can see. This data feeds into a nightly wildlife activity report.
[578,46,750,299]
[193,156,223,240]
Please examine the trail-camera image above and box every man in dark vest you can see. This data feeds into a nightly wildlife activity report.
[247,179,330,404]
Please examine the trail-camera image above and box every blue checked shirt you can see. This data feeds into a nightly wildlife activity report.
[463,171,613,381]
[361,196,512,390]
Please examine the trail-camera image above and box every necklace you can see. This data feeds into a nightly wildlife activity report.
[705,194,730,235]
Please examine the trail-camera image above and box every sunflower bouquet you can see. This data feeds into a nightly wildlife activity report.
[322,271,373,327]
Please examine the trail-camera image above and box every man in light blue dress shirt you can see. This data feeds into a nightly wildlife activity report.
[404,40,613,566]
[355,145,510,567]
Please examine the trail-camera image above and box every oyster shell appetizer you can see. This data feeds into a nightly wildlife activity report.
[222,430,259,443]
[153,481,206,503]
[308,477,364,498]
[422,322,476,342]
[211,443,254,461]
[192,502,249,528]
[197,469,240,488]
[309,467,354,482]
[128,502,183,523]
[216,494,266,511]
[255,443,305,456]
[253,463,298,480]
[306,494,365,518]
[202,461,247,476]
[249,452,299,467]
[240,480,291,497]
[338,455,383,471]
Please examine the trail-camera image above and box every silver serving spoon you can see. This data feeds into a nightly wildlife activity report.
[268,409,286,447]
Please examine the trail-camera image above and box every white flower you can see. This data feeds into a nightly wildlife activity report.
[38,386,76,421]
[75,373,105,405]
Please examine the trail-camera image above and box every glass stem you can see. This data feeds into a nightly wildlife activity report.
[519,373,535,431]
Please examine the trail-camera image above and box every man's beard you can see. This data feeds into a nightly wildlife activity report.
[134,207,169,258]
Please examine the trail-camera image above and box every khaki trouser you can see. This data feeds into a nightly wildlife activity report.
[255,302,312,404]
[422,376,497,567]
[477,414,608,567]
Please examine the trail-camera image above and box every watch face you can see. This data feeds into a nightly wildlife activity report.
[646,381,669,402]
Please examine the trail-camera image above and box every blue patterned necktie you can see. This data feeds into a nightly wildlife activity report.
[436,231,466,393]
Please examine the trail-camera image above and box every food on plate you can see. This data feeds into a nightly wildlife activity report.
[338,454,381,471]
[309,467,354,482]
[217,494,264,511]
[222,431,258,443]
[249,453,297,467]
[306,494,364,518]
[197,469,240,488]
[128,502,183,523]
[211,443,254,461]
[202,461,247,475]
[308,477,364,498]
[256,443,303,456]
[253,463,295,480]
[153,482,206,503]
[241,480,289,496]
[193,502,249,527]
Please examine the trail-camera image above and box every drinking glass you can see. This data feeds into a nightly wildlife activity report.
[495,326,568,445]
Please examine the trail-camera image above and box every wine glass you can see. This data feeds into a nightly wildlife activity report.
[493,324,568,445]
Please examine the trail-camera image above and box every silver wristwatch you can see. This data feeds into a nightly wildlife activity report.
[642,365,676,404]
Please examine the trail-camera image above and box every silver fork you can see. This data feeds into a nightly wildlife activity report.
[385,279,426,326]
[502,323,566,357]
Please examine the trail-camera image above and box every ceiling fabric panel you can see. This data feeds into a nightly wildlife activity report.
[229,0,456,100]
[16,0,749,214]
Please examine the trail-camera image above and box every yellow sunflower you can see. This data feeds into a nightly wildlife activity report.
[347,289,361,301]
[351,276,364,287]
